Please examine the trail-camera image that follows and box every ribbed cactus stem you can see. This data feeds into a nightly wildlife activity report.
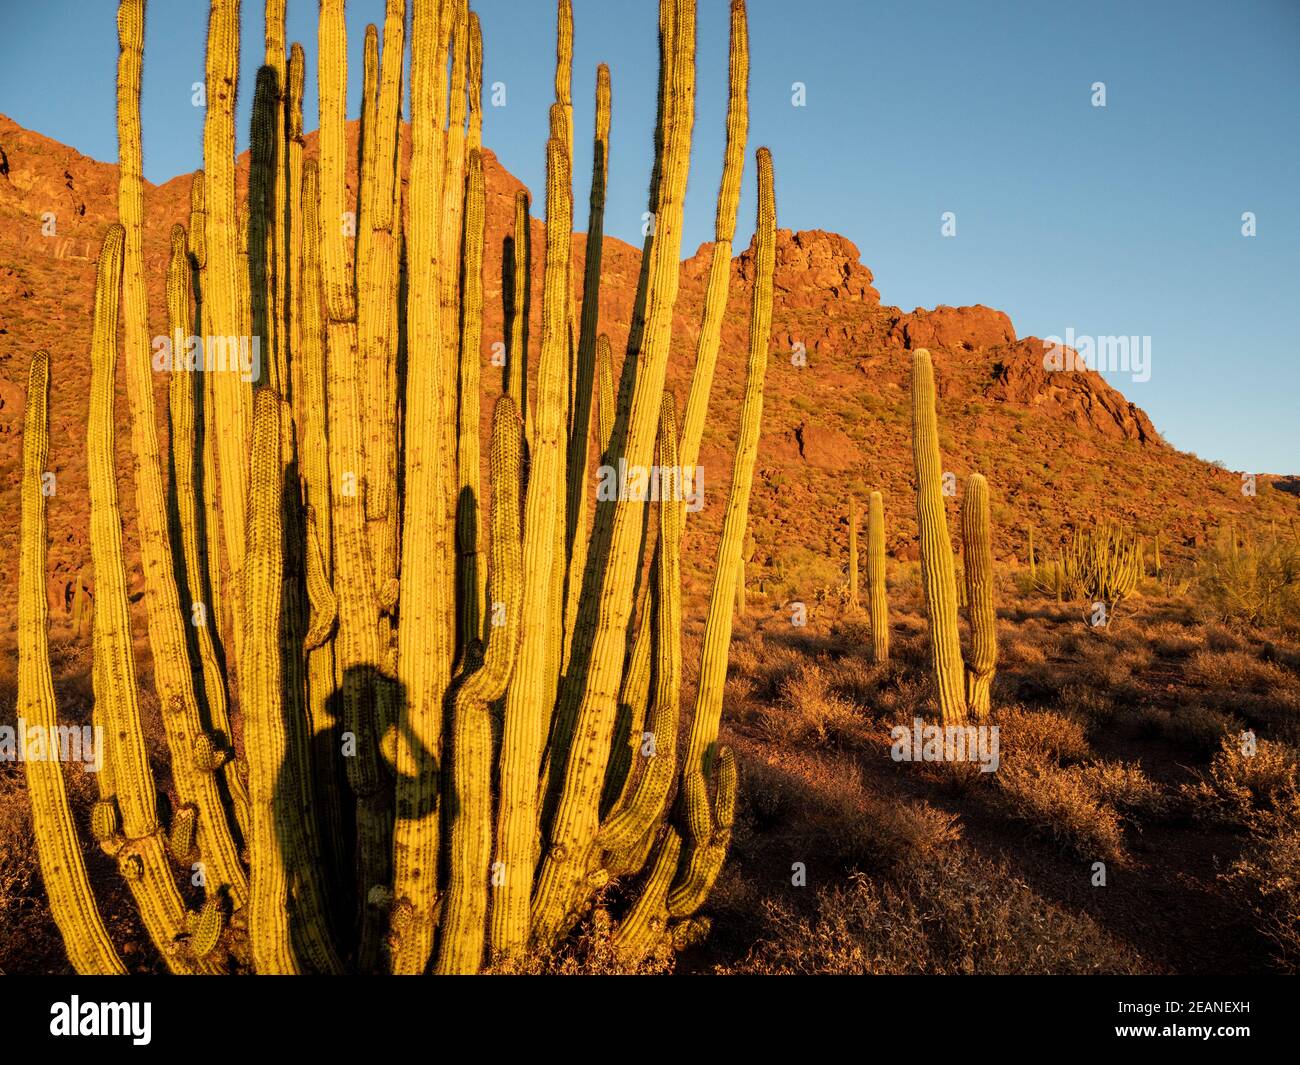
[20,350,126,975]
[437,397,525,974]
[680,145,776,786]
[910,348,968,726]
[88,225,200,974]
[392,0,455,976]
[561,63,612,669]
[456,149,487,652]
[848,498,860,611]
[867,491,889,663]
[506,189,531,433]
[118,0,247,909]
[678,0,748,475]
[491,135,573,958]
[531,0,700,947]
[595,332,615,457]
[597,396,682,864]
[962,474,997,719]
[203,0,250,666]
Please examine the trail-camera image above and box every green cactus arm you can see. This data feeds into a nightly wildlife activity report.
[679,145,776,787]
[202,0,250,664]
[89,225,204,974]
[678,0,748,476]
[597,396,683,865]
[848,497,860,611]
[612,829,681,964]
[506,189,532,435]
[392,0,456,976]
[168,226,239,807]
[560,63,612,673]
[437,396,526,974]
[962,473,997,718]
[595,333,615,458]
[868,490,890,662]
[490,133,575,960]
[117,2,249,910]
[531,0,699,948]
[20,350,126,975]
[667,746,737,917]
[600,602,653,818]
[242,388,334,974]
[910,348,968,726]
[455,148,488,655]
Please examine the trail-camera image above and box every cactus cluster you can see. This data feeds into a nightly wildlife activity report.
[20,0,775,975]
[909,349,998,723]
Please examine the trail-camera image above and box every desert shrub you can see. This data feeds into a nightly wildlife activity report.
[1193,531,1300,632]
[1136,704,1242,754]
[1221,808,1300,973]
[1182,734,1299,825]
[723,852,1147,975]
[995,759,1126,861]
[993,704,1091,763]
[760,663,862,749]
[1074,761,1170,821]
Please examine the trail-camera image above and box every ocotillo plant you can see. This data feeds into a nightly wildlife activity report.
[867,490,888,663]
[22,0,774,977]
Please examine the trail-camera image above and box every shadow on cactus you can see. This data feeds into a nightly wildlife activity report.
[18,0,775,975]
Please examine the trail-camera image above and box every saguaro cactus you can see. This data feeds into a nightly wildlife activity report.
[848,498,860,611]
[867,490,889,663]
[910,348,968,726]
[961,474,997,718]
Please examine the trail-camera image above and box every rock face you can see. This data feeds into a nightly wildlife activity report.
[984,338,1159,444]
[1,110,1289,641]
[889,304,1015,352]
[735,228,880,308]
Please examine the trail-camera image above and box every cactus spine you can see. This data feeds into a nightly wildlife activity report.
[910,348,968,726]
[961,474,997,718]
[868,491,889,663]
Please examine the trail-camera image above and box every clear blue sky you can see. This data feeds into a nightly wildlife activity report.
[1,0,1296,472]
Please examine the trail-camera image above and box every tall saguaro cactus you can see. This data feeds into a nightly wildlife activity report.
[867,491,889,663]
[961,474,997,718]
[910,348,968,726]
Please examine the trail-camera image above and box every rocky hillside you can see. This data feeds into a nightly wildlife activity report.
[1,111,1296,640]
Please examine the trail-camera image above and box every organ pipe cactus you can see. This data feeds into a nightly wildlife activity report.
[20,350,126,976]
[24,0,769,977]
[848,498,860,611]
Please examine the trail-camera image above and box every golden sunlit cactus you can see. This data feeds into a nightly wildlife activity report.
[961,474,997,718]
[20,350,126,976]
[868,491,889,663]
[437,396,524,974]
[910,348,968,726]
[848,498,860,612]
[26,0,771,979]
[456,148,488,653]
